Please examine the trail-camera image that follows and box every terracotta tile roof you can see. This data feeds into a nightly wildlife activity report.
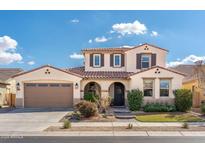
[66,66,132,79]
[0,68,23,81]
[82,43,168,53]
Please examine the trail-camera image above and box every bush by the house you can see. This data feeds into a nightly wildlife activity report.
[76,101,98,118]
[127,89,143,111]
[143,103,176,112]
[0,105,2,108]
[201,102,205,114]
[174,89,192,112]
[84,92,99,102]
[63,119,71,129]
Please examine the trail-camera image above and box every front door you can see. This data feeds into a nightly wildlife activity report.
[114,83,125,106]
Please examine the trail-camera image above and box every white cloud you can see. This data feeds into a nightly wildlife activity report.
[121,45,134,48]
[0,36,23,64]
[70,19,79,23]
[112,20,147,36]
[167,54,205,67]
[69,53,84,59]
[88,39,92,43]
[27,61,35,65]
[151,31,159,37]
[94,36,109,43]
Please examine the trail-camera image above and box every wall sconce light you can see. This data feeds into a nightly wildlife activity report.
[75,83,79,89]
[16,82,20,91]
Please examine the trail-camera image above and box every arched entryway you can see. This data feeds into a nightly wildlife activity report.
[109,82,125,106]
[84,82,101,98]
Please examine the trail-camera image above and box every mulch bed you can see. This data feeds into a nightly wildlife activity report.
[45,126,205,132]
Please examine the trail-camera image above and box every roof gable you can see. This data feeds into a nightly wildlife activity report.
[130,66,186,77]
[12,65,82,78]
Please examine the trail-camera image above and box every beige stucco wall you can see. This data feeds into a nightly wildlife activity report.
[0,85,7,105]
[126,45,167,72]
[129,67,184,103]
[84,52,126,72]
[84,44,167,73]
[81,79,129,104]
[13,66,82,107]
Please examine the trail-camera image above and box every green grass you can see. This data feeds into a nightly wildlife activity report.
[135,113,205,122]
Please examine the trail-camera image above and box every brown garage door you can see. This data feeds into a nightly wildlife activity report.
[24,83,73,108]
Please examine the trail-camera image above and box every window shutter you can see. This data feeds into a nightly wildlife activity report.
[90,54,93,67]
[151,53,156,66]
[101,54,104,66]
[136,54,141,69]
[110,54,113,67]
[121,54,124,67]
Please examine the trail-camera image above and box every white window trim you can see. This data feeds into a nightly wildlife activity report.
[141,54,150,69]
[93,54,101,67]
[113,54,121,67]
[159,79,170,97]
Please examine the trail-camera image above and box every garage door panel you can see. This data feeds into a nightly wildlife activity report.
[24,83,73,108]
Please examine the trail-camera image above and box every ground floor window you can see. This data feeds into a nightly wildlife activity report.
[160,80,170,97]
[143,79,154,97]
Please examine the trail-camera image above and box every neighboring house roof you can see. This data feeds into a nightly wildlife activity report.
[171,65,196,83]
[67,66,132,79]
[0,68,23,82]
[12,65,83,78]
[82,43,168,53]
[129,65,187,77]
[172,64,205,83]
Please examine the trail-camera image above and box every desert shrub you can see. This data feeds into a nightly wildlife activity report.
[127,89,143,111]
[201,103,205,114]
[71,111,81,121]
[143,103,176,112]
[84,92,99,102]
[182,122,189,129]
[174,89,192,112]
[63,119,71,129]
[99,96,112,113]
[76,101,98,118]
[127,123,133,129]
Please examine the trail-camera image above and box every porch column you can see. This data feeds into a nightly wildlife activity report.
[155,78,160,99]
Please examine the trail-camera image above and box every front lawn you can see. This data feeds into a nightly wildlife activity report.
[135,113,205,122]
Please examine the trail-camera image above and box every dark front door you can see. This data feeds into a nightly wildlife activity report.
[114,83,125,106]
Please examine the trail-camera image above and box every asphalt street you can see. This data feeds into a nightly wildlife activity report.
[1,136,205,143]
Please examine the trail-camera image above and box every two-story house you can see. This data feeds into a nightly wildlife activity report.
[13,43,186,108]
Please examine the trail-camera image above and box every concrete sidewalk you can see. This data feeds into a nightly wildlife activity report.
[63,121,205,127]
[1,131,205,136]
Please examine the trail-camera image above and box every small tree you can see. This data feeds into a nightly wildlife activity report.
[99,96,112,113]
[127,89,143,111]
[174,89,192,112]
[84,92,99,102]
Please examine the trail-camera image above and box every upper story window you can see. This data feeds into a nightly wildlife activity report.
[143,79,154,97]
[141,55,150,69]
[114,54,121,67]
[160,80,170,97]
[93,54,101,67]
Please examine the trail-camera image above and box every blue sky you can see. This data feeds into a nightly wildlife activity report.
[0,10,205,70]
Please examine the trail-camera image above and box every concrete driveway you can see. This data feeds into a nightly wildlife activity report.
[0,108,71,132]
